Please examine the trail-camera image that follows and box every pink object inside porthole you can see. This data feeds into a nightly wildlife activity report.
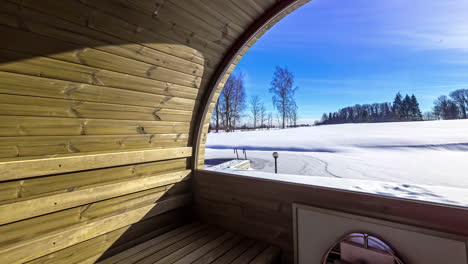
[322,233,405,264]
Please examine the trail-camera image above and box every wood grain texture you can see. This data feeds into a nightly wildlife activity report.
[0,194,192,264]
[25,209,192,264]
[0,158,188,203]
[0,147,191,181]
[0,94,194,121]
[0,181,191,247]
[0,134,190,158]
[97,223,206,264]
[0,1,213,75]
[0,169,191,224]
[6,0,215,65]
[96,223,280,264]
[0,116,191,137]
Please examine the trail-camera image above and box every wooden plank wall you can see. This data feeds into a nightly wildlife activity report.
[194,170,468,264]
[0,0,284,263]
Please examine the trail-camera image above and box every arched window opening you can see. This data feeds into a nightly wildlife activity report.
[203,0,468,208]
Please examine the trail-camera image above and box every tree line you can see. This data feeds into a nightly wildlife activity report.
[211,66,299,132]
[317,93,423,125]
[432,89,468,120]
[212,76,468,129]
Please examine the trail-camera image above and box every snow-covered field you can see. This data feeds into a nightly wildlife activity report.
[205,119,468,206]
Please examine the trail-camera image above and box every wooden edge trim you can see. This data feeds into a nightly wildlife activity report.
[191,0,304,169]
[292,203,299,264]
[0,147,192,181]
[194,169,468,238]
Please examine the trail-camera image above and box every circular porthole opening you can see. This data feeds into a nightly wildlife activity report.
[322,232,404,264]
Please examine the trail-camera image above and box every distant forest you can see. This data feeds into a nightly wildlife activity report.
[317,88,468,125]
[317,93,422,125]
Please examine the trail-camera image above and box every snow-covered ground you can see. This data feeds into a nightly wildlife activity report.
[205,119,468,206]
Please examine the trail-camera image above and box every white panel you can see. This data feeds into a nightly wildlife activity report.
[295,205,467,264]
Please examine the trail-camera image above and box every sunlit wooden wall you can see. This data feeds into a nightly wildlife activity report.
[0,0,308,263]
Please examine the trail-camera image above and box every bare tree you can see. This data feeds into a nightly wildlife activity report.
[275,113,281,127]
[289,103,298,127]
[284,100,298,127]
[423,111,437,121]
[269,66,298,128]
[434,95,459,120]
[267,112,273,129]
[260,103,267,128]
[449,89,468,119]
[217,72,246,132]
[212,99,221,132]
[231,73,246,129]
[219,77,233,131]
[249,95,261,129]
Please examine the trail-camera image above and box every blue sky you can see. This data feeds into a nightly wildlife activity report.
[233,0,468,122]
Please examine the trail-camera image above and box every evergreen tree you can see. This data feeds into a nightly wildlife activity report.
[402,94,412,120]
[321,113,328,122]
[383,103,392,121]
[410,94,422,120]
[316,93,426,125]
[392,92,403,120]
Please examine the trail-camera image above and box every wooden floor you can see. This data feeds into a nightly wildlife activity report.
[97,223,281,264]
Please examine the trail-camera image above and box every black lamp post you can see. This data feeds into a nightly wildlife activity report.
[272,152,279,174]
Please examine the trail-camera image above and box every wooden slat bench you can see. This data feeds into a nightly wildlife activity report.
[97,223,281,264]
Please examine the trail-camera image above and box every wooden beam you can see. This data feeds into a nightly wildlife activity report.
[0,159,188,203]
[0,147,192,181]
[0,64,199,102]
[0,116,191,137]
[0,94,194,121]
[0,134,190,159]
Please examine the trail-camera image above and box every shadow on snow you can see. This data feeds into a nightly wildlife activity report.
[206,145,339,153]
[207,142,468,153]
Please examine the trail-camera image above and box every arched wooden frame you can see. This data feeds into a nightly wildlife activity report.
[192,0,310,169]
